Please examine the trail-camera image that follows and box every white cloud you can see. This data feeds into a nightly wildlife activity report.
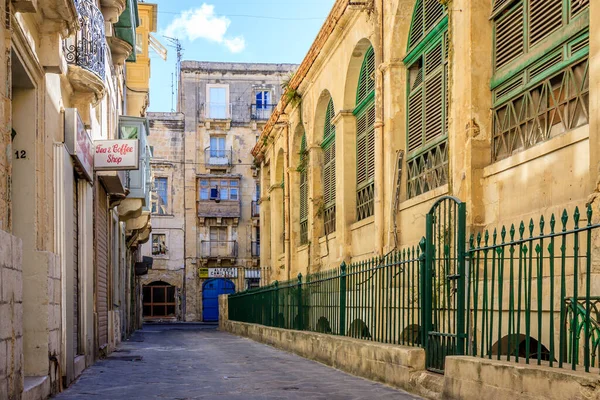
[224,37,246,53]
[163,4,246,53]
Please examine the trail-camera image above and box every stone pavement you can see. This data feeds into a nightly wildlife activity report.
[55,324,423,400]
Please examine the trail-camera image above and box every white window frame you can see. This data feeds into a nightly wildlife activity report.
[206,84,230,119]
[152,232,169,258]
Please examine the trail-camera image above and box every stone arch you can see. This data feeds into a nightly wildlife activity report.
[313,89,334,144]
[490,334,553,361]
[342,38,375,110]
[141,277,180,289]
[389,0,423,61]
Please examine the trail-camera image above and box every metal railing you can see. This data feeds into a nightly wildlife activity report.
[251,104,276,120]
[63,0,106,80]
[202,103,233,120]
[204,148,232,167]
[229,247,422,344]
[230,201,600,375]
[251,201,260,218]
[200,241,238,258]
[251,241,260,258]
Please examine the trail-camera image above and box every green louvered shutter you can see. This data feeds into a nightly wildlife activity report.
[408,0,446,52]
[322,99,336,235]
[529,0,563,46]
[494,2,525,70]
[299,134,308,245]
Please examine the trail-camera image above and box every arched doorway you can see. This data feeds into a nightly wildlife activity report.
[202,279,235,322]
[142,281,177,319]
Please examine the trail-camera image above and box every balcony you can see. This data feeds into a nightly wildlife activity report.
[251,201,260,218]
[251,104,276,120]
[200,241,238,259]
[64,0,107,106]
[204,148,232,168]
[251,241,260,258]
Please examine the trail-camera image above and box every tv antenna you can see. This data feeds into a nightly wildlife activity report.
[163,36,184,112]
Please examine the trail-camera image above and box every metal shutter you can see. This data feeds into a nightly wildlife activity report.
[73,177,80,355]
[95,184,109,350]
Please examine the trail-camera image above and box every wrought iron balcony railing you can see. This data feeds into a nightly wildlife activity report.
[251,104,276,120]
[251,241,260,258]
[204,148,232,167]
[251,201,260,218]
[200,240,238,258]
[64,0,106,80]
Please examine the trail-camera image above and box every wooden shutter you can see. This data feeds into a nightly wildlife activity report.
[95,184,109,351]
[356,112,368,187]
[529,0,563,46]
[408,0,446,51]
[366,105,376,182]
[356,47,375,106]
[492,0,517,17]
[571,0,589,18]
[494,2,525,69]
[299,134,308,223]
[324,99,335,142]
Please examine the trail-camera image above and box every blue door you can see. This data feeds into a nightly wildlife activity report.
[202,279,235,322]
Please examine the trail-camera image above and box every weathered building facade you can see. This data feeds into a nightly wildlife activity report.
[140,62,297,321]
[256,0,596,281]
[0,0,155,398]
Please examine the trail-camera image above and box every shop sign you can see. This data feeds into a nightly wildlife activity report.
[199,267,238,279]
[94,140,139,170]
[64,108,94,182]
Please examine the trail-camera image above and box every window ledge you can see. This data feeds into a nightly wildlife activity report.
[484,125,588,178]
[350,216,374,231]
[297,244,309,252]
[151,213,174,218]
[400,184,449,211]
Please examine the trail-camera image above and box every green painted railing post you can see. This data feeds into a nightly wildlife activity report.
[297,273,303,330]
[274,281,279,327]
[456,202,467,356]
[418,237,427,349]
[339,262,347,336]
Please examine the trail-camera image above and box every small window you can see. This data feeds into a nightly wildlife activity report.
[208,86,228,119]
[152,234,167,256]
[152,177,168,215]
[255,90,271,109]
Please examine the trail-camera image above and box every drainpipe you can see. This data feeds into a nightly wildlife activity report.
[374,0,385,256]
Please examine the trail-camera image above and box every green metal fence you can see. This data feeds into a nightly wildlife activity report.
[466,205,600,373]
[229,247,423,346]
[228,202,600,375]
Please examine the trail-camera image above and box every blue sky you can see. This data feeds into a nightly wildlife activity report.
[146,0,336,112]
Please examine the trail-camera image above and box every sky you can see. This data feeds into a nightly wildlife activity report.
[146,0,336,113]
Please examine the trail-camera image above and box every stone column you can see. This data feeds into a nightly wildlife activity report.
[448,0,493,231]
[333,111,356,263]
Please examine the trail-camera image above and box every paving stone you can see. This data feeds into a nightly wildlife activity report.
[56,324,422,400]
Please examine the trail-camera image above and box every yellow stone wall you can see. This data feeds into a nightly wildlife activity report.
[258,0,598,283]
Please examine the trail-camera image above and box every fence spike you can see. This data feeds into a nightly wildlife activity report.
[477,231,482,246]
[469,234,474,249]
[561,209,568,231]
[501,226,507,243]
[519,221,525,238]
[550,214,556,234]
[510,224,516,240]
[587,204,593,226]
[484,230,490,246]
[540,215,545,234]
[529,218,535,237]
[493,228,498,245]
[574,207,580,229]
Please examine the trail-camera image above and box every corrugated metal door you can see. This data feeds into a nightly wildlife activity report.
[73,176,80,354]
[96,184,109,349]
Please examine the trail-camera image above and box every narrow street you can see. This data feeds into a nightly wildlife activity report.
[55,325,422,400]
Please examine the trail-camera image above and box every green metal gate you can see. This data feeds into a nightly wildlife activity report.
[423,196,467,373]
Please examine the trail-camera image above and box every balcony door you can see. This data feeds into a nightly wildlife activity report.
[209,226,228,257]
[209,136,227,161]
[208,86,227,119]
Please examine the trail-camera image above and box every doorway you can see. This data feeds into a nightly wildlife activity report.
[143,281,177,319]
[202,279,235,322]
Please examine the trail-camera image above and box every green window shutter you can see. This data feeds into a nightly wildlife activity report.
[407,90,423,152]
[529,0,563,46]
[494,2,525,70]
[492,0,516,18]
[323,98,336,147]
[407,0,446,52]
[322,98,337,234]
[571,0,589,18]
[356,47,375,106]
[299,134,308,245]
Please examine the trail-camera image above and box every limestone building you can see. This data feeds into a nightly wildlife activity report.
[255,0,596,281]
[0,0,157,398]
[140,62,297,321]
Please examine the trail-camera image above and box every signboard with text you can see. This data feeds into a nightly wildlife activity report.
[94,139,139,171]
[198,267,238,279]
[64,108,94,182]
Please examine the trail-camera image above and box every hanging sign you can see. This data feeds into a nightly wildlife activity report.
[64,108,94,182]
[94,139,139,170]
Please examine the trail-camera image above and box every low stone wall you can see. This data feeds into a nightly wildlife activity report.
[0,230,23,399]
[443,356,600,400]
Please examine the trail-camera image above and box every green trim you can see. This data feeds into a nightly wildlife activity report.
[321,134,335,149]
[115,0,141,63]
[404,16,448,65]
[491,7,588,90]
[353,91,375,116]
[406,134,448,160]
[355,46,375,106]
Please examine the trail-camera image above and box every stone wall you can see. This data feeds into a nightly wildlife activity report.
[0,230,23,399]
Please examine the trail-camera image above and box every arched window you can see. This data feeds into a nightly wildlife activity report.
[323,99,336,235]
[491,0,589,161]
[299,134,309,245]
[405,0,448,199]
[355,46,376,221]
